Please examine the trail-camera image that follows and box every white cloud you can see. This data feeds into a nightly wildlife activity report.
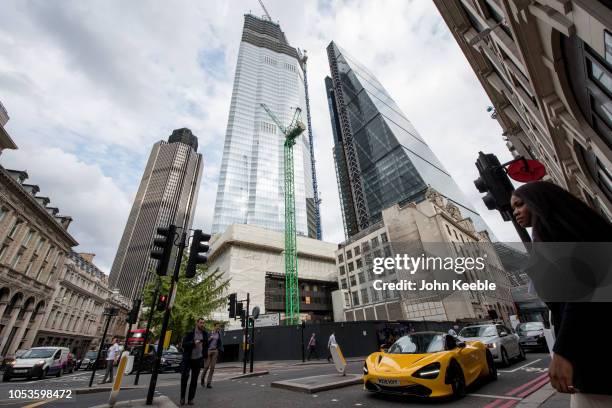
[0,0,521,273]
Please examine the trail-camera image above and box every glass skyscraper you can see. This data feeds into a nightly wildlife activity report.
[326,42,490,238]
[212,14,316,238]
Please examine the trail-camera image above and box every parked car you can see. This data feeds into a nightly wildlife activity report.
[458,324,524,366]
[3,347,70,381]
[77,350,107,370]
[517,322,548,352]
[133,345,183,373]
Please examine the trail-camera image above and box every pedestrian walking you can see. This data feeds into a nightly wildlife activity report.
[180,318,208,406]
[201,323,223,389]
[512,181,612,406]
[306,333,318,360]
[100,337,120,384]
[326,332,337,363]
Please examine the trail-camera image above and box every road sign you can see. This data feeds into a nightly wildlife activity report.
[330,344,347,376]
[254,313,280,327]
[507,159,546,182]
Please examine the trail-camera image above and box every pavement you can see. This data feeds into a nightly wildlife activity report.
[0,352,568,407]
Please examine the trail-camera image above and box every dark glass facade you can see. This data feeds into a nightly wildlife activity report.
[326,42,490,238]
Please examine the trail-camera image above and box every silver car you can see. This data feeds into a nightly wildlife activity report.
[458,324,525,366]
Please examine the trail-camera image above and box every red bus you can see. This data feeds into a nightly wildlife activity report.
[127,328,148,348]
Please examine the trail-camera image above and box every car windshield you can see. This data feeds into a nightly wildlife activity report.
[387,333,445,354]
[85,351,98,359]
[163,346,179,354]
[517,322,544,333]
[459,326,497,338]
[20,348,55,359]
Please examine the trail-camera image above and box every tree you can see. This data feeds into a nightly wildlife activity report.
[142,255,230,345]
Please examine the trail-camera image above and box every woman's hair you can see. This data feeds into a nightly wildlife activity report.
[512,181,612,242]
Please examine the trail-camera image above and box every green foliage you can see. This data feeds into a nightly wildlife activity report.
[142,255,230,345]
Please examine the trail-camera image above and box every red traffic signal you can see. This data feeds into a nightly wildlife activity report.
[507,159,546,182]
[157,294,168,312]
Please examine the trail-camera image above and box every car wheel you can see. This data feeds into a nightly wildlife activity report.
[486,351,497,381]
[447,361,466,399]
[56,367,62,377]
[2,374,11,382]
[500,348,509,367]
[39,368,47,380]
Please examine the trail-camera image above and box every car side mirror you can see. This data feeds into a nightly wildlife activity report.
[380,347,388,353]
[456,341,466,348]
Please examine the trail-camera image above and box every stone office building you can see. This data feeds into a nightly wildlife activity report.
[0,168,77,357]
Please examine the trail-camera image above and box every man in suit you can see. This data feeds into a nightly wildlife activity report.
[180,318,208,405]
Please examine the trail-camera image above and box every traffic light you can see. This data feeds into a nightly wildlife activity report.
[127,299,142,324]
[236,302,244,320]
[228,293,237,318]
[185,230,211,278]
[474,152,515,221]
[157,294,168,312]
[150,225,176,276]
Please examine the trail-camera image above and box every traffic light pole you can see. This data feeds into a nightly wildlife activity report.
[242,293,250,375]
[134,279,160,386]
[249,318,255,373]
[89,308,116,387]
[146,231,187,405]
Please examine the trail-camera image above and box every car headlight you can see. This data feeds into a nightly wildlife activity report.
[161,358,166,363]
[486,343,496,349]
[413,362,440,379]
[363,362,368,374]
[36,360,46,366]
[9,360,16,365]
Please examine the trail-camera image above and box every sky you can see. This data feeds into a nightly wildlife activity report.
[0,0,520,273]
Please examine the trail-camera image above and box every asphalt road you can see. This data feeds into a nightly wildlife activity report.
[0,352,552,407]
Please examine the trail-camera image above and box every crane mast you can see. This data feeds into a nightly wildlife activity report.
[261,103,305,325]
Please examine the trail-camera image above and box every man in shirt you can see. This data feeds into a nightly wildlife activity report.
[306,333,318,360]
[201,323,224,388]
[180,318,208,405]
[100,337,120,384]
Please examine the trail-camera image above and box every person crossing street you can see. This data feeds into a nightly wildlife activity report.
[180,318,208,406]
[201,323,224,388]
[99,337,120,384]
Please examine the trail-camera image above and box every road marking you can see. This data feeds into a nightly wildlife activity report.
[498,359,541,373]
[469,393,522,401]
[22,399,56,408]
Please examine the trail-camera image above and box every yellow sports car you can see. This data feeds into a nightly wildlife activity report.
[363,331,497,398]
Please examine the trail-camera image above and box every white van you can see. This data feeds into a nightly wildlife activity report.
[3,347,70,381]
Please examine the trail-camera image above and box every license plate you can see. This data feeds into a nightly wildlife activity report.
[377,378,400,386]
[13,369,28,373]
[525,341,538,345]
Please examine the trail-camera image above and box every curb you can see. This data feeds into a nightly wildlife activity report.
[74,387,136,395]
[229,370,269,380]
[292,358,364,366]
[89,395,176,408]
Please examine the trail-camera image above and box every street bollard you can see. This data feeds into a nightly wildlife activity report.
[108,351,133,407]
[329,344,347,376]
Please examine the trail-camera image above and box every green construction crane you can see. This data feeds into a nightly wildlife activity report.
[261,103,305,325]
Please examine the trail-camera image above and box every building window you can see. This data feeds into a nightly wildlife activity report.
[356,258,363,269]
[370,287,379,302]
[380,232,388,243]
[361,242,370,252]
[605,30,612,65]
[354,246,361,256]
[461,2,485,32]
[344,292,351,307]
[351,291,360,306]
[346,249,352,259]
[8,219,22,238]
[341,278,347,289]
[371,237,379,248]
[350,275,356,286]
[0,207,7,222]
[358,271,365,284]
[361,288,369,304]
[0,244,9,262]
[35,238,46,253]
[348,262,354,272]
[22,230,34,247]
[11,252,22,269]
[339,265,345,275]
[384,246,392,257]
[337,254,344,264]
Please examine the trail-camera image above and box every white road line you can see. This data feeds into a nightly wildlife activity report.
[498,358,541,373]
[468,393,523,401]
